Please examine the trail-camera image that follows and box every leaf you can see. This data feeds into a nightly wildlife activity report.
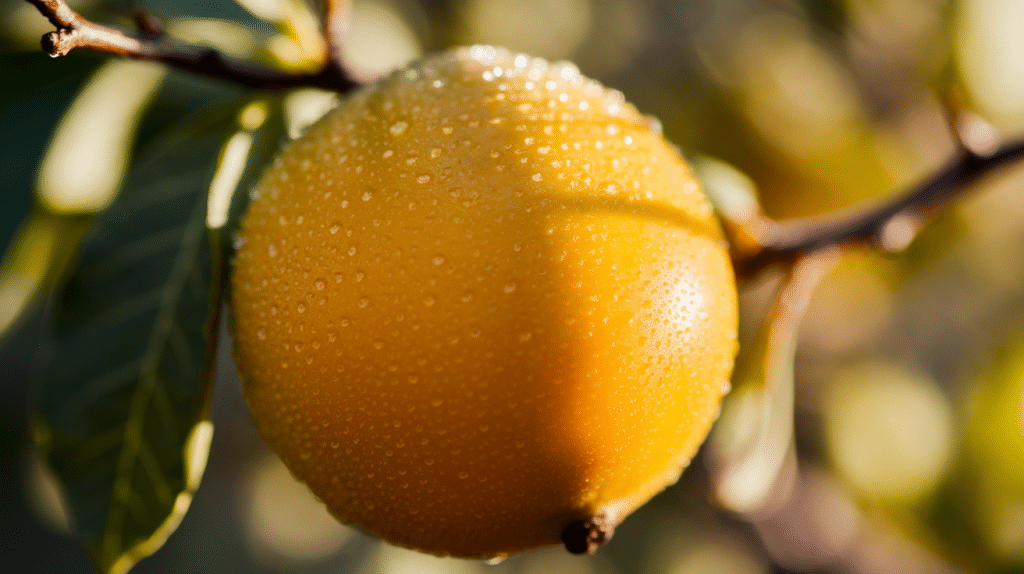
[707,251,839,514]
[34,96,285,574]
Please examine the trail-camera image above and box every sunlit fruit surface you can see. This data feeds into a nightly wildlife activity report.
[230,46,738,559]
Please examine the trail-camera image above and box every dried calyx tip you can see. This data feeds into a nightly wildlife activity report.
[561,515,615,555]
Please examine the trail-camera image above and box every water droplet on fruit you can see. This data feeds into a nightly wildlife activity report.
[389,122,408,135]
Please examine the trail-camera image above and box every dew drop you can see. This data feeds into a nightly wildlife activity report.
[315,280,325,290]
[417,175,431,184]
[504,283,517,294]
[430,148,442,158]
[358,297,370,308]
[329,224,340,234]
[389,121,408,135]
[532,173,542,182]
[296,303,306,313]
[256,329,266,340]
[432,255,445,266]
[362,191,372,201]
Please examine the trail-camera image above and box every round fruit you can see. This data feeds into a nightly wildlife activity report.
[230,45,738,559]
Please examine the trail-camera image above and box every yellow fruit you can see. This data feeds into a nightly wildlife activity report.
[230,46,738,559]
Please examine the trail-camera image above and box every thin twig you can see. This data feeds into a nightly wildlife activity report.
[734,140,1024,277]
[26,0,359,92]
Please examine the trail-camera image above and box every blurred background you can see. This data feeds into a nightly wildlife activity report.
[2,0,1024,572]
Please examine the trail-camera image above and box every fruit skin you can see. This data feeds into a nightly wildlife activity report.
[230,46,738,558]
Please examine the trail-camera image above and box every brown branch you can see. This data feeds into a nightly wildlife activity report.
[733,140,1024,278]
[27,0,359,92]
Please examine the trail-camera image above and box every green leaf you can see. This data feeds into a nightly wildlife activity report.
[34,96,285,574]
[707,252,839,514]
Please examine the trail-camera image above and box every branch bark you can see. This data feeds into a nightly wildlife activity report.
[733,140,1024,278]
[27,0,359,92]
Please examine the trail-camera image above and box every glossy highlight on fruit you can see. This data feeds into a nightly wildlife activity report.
[230,46,738,559]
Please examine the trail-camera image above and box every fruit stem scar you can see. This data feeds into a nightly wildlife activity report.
[561,514,615,555]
